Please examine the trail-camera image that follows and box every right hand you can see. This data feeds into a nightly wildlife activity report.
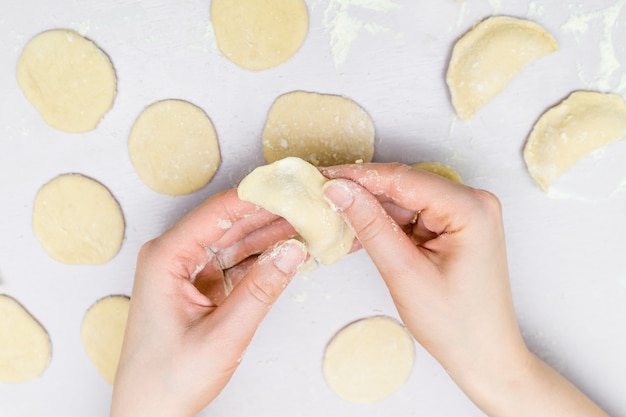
[321,163,608,417]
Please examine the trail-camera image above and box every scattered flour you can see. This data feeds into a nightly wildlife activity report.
[562,0,626,92]
[317,0,400,70]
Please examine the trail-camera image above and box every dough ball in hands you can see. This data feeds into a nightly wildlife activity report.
[0,295,51,383]
[128,100,221,196]
[32,174,125,265]
[81,295,130,385]
[16,29,117,132]
[447,16,558,121]
[524,90,626,192]
[211,0,308,71]
[262,91,375,166]
[238,157,354,265]
[322,316,415,404]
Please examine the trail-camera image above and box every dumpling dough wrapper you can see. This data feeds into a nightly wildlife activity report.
[238,157,354,265]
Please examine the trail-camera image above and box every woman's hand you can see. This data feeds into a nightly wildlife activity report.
[321,163,608,417]
[110,189,307,417]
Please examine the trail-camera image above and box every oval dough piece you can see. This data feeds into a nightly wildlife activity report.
[81,295,130,385]
[32,174,125,265]
[211,0,308,71]
[16,29,117,132]
[238,157,354,265]
[263,91,375,166]
[411,162,463,183]
[524,91,626,192]
[323,316,415,404]
[0,295,51,383]
[447,16,558,121]
[128,100,221,196]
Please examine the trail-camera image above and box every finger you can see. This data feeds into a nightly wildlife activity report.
[149,189,282,281]
[213,218,298,270]
[322,179,439,286]
[206,239,307,352]
[224,256,257,293]
[321,163,476,236]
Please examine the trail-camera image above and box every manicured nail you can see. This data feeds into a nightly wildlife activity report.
[272,239,307,275]
[323,180,354,211]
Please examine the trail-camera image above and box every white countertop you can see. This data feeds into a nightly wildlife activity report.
[1,0,625,416]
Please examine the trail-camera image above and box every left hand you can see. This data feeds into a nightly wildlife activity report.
[110,189,307,417]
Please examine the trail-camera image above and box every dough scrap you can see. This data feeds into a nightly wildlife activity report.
[322,316,415,404]
[0,295,51,383]
[262,91,375,167]
[32,174,125,265]
[17,29,116,132]
[211,0,308,71]
[238,157,354,265]
[447,16,558,121]
[411,162,463,183]
[81,295,130,385]
[524,91,626,192]
[128,99,221,196]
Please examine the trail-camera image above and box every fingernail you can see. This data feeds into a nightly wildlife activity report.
[272,239,307,275]
[323,180,354,211]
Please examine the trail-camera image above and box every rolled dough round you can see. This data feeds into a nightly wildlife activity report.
[322,316,415,403]
[81,295,130,385]
[32,174,125,265]
[0,295,51,383]
[262,91,375,166]
[412,162,463,183]
[211,0,308,71]
[128,99,221,196]
[16,29,117,132]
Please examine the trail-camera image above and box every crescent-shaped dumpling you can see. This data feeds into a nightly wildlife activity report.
[524,91,626,192]
[447,16,558,121]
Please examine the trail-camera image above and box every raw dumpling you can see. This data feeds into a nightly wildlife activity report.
[447,16,558,120]
[238,157,354,265]
[524,91,626,192]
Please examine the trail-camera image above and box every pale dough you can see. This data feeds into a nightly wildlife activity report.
[0,295,51,383]
[32,174,125,265]
[447,16,558,121]
[16,29,116,132]
[262,91,375,166]
[322,316,415,404]
[81,295,130,385]
[238,157,354,265]
[411,162,463,183]
[211,0,308,71]
[524,91,626,192]
[128,99,221,196]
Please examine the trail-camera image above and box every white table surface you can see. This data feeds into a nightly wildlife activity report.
[1,0,625,416]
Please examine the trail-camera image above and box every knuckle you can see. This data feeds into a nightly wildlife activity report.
[469,189,503,218]
[354,210,388,243]
[245,276,276,306]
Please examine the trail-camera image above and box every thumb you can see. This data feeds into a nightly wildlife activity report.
[323,179,431,282]
[209,239,307,350]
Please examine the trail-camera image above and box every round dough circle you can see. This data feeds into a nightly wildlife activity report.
[32,174,125,265]
[412,162,463,184]
[128,100,221,196]
[81,295,130,385]
[16,29,117,132]
[322,316,415,404]
[0,295,51,383]
[211,0,308,71]
[263,91,375,166]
